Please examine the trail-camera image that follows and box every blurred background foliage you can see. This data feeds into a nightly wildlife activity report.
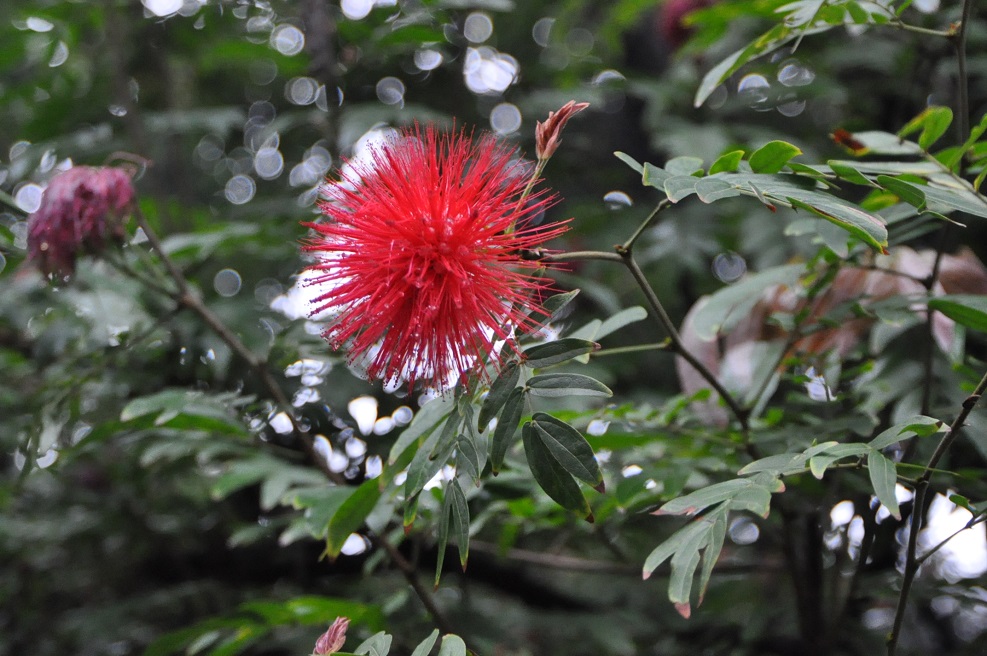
[3,0,987,655]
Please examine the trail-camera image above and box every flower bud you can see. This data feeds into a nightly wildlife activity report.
[26,166,135,277]
[313,616,349,655]
[535,100,590,161]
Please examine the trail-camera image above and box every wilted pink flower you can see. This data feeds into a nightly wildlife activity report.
[26,166,135,277]
[535,101,590,161]
[313,617,349,655]
[304,124,568,389]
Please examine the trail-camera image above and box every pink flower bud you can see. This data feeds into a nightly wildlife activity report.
[26,166,135,277]
[313,617,349,655]
[535,100,590,161]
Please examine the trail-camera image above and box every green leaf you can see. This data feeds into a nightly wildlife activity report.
[403,493,420,531]
[490,387,524,473]
[655,479,752,516]
[689,264,804,340]
[437,635,467,656]
[435,481,453,586]
[668,531,703,618]
[643,505,731,618]
[942,112,987,169]
[828,161,874,186]
[869,416,945,450]
[410,630,440,656]
[531,412,603,490]
[876,175,926,210]
[354,631,392,656]
[846,131,923,156]
[478,361,520,428]
[290,486,358,538]
[522,338,598,368]
[748,141,802,174]
[388,395,454,464]
[696,507,728,604]
[522,422,592,518]
[695,177,741,203]
[642,162,671,189]
[456,436,481,486]
[694,23,803,107]
[614,151,643,174]
[785,192,888,253]
[709,150,744,174]
[210,456,277,500]
[325,479,381,559]
[404,426,457,500]
[725,486,774,517]
[449,479,470,570]
[918,184,987,220]
[526,373,612,398]
[929,295,987,332]
[868,450,900,520]
[898,106,953,151]
[642,513,709,578]
[666,156,705,176]
[596,306,649,340]
[738,453,805,477]
[119,389,246,435]
[664,175,700,202]
[543,289,580,321]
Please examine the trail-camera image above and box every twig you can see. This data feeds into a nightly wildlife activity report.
[592,343,671,357]
[621,200,671,252]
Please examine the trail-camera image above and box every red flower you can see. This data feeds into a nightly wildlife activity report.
[303,125,568,389]
[27,166,135,277]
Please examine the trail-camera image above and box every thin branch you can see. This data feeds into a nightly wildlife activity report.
[592,343,671,357]
[617,249,749,430]
[538,249,624,264]
[621,199,671,252]
[887,366,987,655]
[888,21,953,38]
[915,512,987,567]
[953,0,973,143]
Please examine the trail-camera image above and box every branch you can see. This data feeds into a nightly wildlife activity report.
[130,208,455,633]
